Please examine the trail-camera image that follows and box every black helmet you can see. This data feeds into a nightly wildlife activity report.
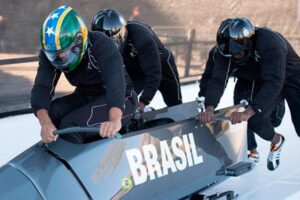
[91,9,126,49]
[216,17,255,61]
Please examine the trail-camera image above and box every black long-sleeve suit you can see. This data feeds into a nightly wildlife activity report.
[198,47,216,98]
[204,28,300,141]
[31,32,137,142]
[122,21,182,106]
[199,46,286,150]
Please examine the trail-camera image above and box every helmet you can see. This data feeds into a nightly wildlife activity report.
[216,17,255,61]
[40,5,88,71]
[91,9,126,49]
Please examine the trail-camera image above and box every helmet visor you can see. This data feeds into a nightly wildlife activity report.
[217,39,248,58]
[217,42,232,58]
[44,37,82,70]
[229,40,244,55]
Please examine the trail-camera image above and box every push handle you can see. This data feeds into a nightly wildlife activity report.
[54,126,122,139]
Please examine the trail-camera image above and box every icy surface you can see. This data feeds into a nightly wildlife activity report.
[0,79,299,199]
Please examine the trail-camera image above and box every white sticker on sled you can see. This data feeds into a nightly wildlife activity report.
[125,133,203,185]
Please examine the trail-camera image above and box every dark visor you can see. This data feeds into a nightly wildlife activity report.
[217,39,247,58]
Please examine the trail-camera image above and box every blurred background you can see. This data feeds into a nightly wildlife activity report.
[0,0,300,114]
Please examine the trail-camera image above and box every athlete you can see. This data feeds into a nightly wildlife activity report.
[200,18,300,170]
[199,45,285,163]
[91,9,182,111]
[31,6,137,144]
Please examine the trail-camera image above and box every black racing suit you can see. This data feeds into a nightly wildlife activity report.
[31,32,137,143]
[205,28,300,142]
[233,78,285,150]
[199,44,287,150]
[121,21,182,107]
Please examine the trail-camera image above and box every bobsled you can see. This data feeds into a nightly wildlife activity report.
[0,101,254,200]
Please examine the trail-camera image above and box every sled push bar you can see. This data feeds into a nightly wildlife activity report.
[197,98,249,121]
[54,126,122,139]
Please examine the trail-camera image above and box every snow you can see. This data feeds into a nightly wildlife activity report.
[0,114,40,166]
[0,79,299,199]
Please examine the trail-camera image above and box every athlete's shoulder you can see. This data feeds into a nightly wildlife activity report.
[89,31,120,58]
[89,31,111,44]
[255,27,287,50]
[127,21,154,37]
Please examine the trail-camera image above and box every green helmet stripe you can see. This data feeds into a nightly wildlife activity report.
[55,7,73,51]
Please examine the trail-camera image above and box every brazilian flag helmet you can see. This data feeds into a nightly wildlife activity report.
[40,5,88,71]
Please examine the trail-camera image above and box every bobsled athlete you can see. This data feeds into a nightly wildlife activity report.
[199,17,300,171]
[31,5,137,144]
[91,9,182,111]
[199,45,286,163]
